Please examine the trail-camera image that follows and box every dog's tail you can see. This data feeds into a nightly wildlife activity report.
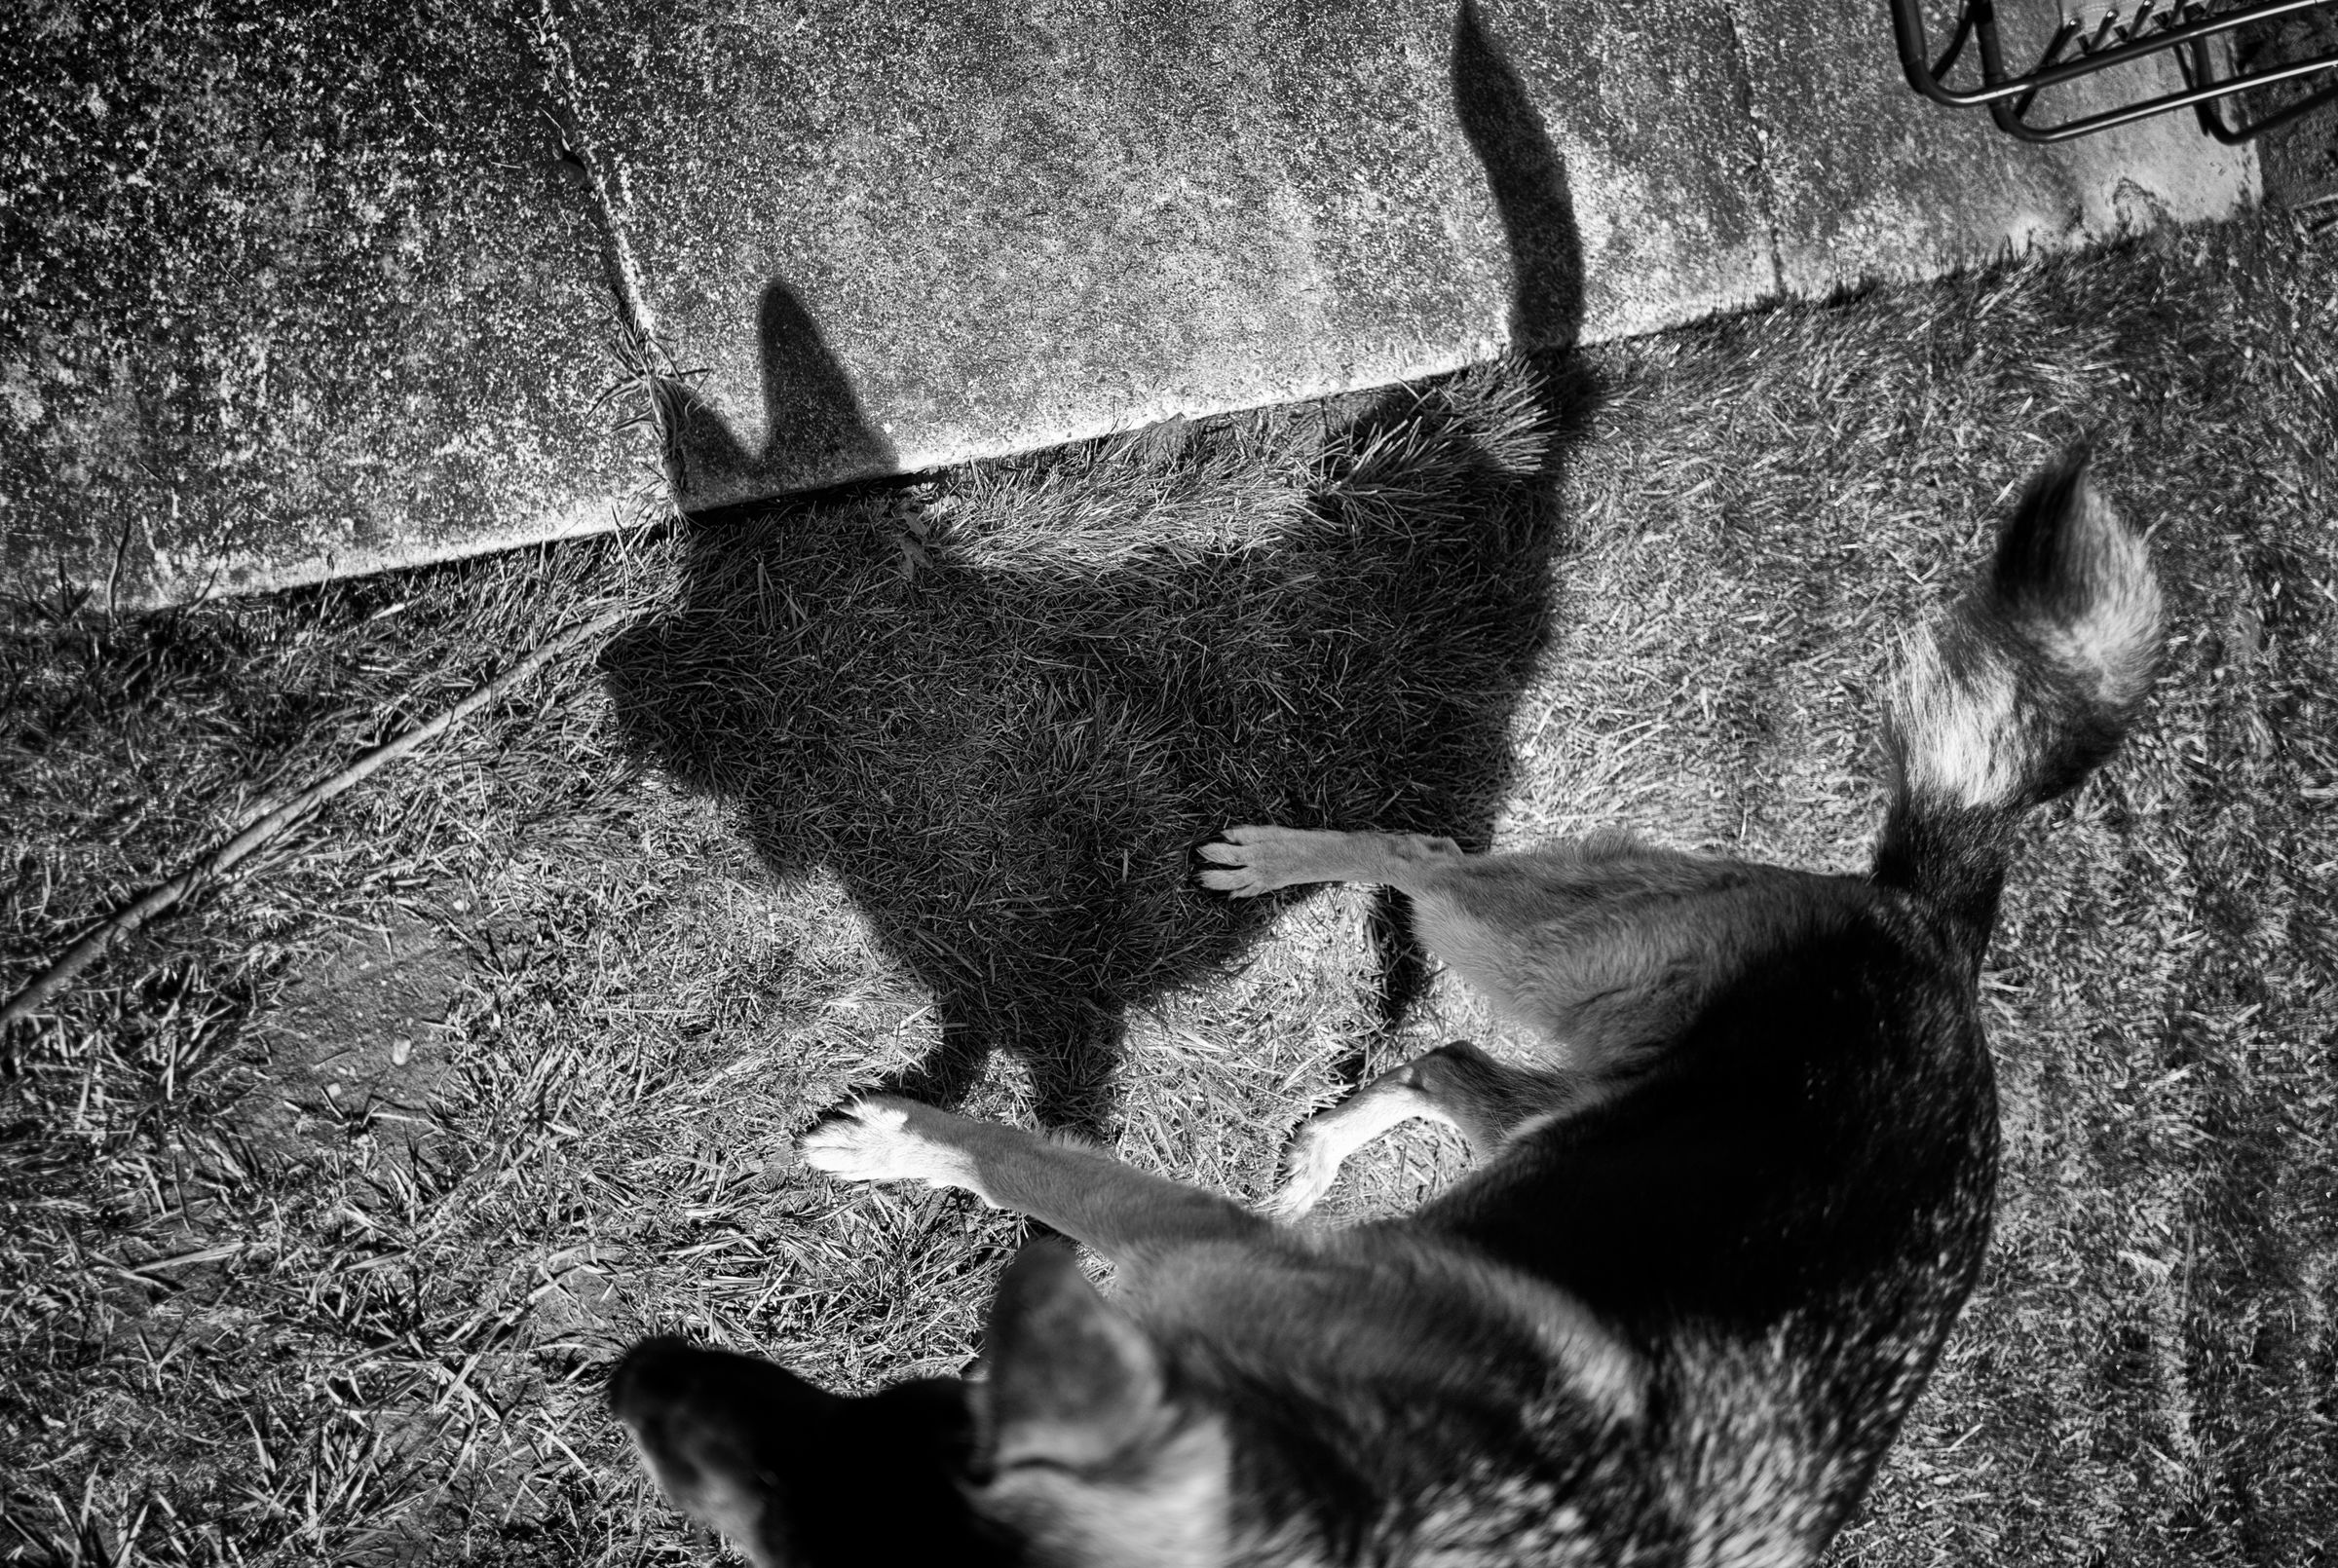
[1870,449,2163,960]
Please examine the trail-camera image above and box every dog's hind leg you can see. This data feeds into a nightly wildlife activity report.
[1270,1041,1583,1217]
[802,1096,1269,1266]
[1197,824,1465,898]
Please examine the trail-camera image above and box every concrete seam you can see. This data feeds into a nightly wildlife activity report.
[527,0,687,526]
[1711,0,1788,299]
[531,0,665,362]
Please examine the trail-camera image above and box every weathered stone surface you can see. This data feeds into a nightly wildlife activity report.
[0,0,2263,602]
[1733,0,2255,291]
[0,0,631,608]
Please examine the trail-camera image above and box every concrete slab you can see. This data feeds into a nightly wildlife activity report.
[557,0,1783,511]
[560,0,2261,514]
[0,0,2266,603]
[1729,0,2256,290]
[0,0,633,608]
[547,0,1777,509]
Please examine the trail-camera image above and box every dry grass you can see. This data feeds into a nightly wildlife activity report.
[3,208,2334,1565]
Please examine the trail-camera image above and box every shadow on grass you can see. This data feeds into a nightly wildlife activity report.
[603,1,1595,1129]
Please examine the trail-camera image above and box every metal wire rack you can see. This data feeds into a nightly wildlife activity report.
[1889,0,2338,141]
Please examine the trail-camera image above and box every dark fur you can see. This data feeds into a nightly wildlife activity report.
[612,450,2161,1566]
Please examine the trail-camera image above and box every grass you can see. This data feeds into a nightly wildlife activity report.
[3,207,2334,1566]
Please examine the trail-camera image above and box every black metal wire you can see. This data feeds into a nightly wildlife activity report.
[1889,0,2338,142]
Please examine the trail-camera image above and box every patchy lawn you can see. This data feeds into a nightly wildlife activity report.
[4,210,2333,1566]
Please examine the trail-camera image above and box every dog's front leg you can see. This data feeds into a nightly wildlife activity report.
[802,1096,1268,1266]
[1196,823,1465,897]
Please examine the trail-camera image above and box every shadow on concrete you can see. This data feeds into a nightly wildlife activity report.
[602,2,1596,1130]
[1455,0,1585,355]
[654,280,899,509]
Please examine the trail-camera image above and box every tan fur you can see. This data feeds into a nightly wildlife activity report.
[1194,824,1465,898]
[987,1420,1233,1568]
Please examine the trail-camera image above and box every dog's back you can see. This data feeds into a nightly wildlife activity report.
[614,453,2162,1566]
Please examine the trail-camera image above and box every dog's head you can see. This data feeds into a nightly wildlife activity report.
[610,1244,1231,1567]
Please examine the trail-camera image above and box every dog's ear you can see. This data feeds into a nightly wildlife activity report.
[985,1242,1168,1470]
[610,1337,846,1561]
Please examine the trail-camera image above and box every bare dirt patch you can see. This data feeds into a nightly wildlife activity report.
[242,915,471,1165]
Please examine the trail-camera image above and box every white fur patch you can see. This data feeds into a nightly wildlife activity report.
[2047,522,2164,708]
[1891,636,2028,809]
[799,1098,983,1194]
[1265,1080,1446,1220]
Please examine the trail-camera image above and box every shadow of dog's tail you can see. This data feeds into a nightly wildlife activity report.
[1872,448,2166,959]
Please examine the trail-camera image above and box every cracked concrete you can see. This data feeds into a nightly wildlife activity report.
[1,0,2260,606]
[534,0,659,351]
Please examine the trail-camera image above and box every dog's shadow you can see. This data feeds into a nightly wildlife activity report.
[602,1,1595,1130]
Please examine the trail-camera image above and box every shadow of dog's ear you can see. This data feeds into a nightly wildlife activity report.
[653,277,900,514]
[985,1242,1172,1470]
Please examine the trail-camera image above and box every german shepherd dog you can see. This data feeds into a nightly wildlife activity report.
[611,451,2161,1566]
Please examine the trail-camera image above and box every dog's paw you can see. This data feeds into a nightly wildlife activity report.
[1195,824,1315,898]
[1261,1121,1340,1220]
[800,1098,979,1192]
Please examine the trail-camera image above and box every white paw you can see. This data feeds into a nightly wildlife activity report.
[800,1098,976,1191]
[1195,824,1310,898]
[1261,1123,1339,1220]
